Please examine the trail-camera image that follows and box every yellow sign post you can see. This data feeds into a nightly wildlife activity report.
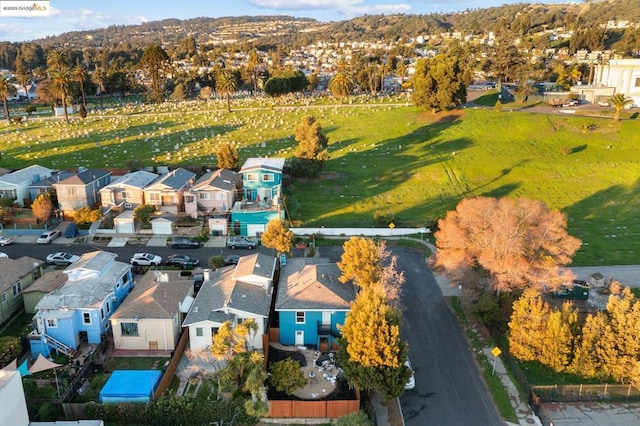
[491,347,502,375]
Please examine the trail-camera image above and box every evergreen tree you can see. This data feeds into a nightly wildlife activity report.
[0,75,15,124]
[541,301,578,372]
[140,44,170,103]
[290,115,329,177]
[569,311,608,379]
[411,53,467,112]
[216,143,239,170]
[338,237,381,289]
[260,218,293,255]
[508,288,550,362]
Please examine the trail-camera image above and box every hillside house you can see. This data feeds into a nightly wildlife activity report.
[0,256,44,324]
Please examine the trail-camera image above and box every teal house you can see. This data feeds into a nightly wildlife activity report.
[231,158,286,237]
[275,258,356,352]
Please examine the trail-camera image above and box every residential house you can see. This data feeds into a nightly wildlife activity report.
[110,270,194,352]
[99,170,158,211]
[28,251,134,359]
[22,270,66,314]
[231,158,286,236]
[183,253,277,352]
[29,170,74,202]
[593,58,640,106]
[275,257,356,351]
[0,165,53,207]
[52,167,112,213]
[184,168,238,218]
[0,256,44,323]
[143,168,196,214]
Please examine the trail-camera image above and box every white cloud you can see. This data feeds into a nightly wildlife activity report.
[249,0,411,17]
[0,6,148,41]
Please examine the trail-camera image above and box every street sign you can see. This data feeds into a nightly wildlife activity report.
[389,222,395,229]
[491,347,502,357]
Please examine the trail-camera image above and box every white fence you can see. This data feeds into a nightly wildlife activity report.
[291,227,430,237]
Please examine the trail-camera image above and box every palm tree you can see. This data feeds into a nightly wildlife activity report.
[328,70,354,103]
[49,68,72,124]
[46,49,70,72]
[610,93,633,121]
[0,75,16,123]
[216,70,237,112]
[73,62,88,106]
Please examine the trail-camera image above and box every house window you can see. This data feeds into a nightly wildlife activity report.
[106,301,111,313]
[211,327,219,336]
[262,173,274,182]
[295,311,305,324]
[636,77,640,87]
[198,192,210,200]
[121,190,133,200]
[0,292,5,303]
[147,193,160,204]
[100,308,105,319]
[196,327,203,337]
[66,187,77,196]
[12,282,22,297]
[246,173,258,182]
[47,318,57,328]
[83,312,91,325]
[237,318,245,324]
[120,322,139,336]
[214,192,226,200]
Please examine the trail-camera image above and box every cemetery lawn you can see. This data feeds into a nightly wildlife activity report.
[1,98,640,266]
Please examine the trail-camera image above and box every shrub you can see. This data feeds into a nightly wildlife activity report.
[25,105,36,115]
[0,336,21,368]
[37,402,62,421]
[209,255,224,269]
[373,210,395,226]
[336,411,372,426]
[12,116,23,124]
[269,359,306,394]
[74,206,102,226]
[494,100,502,112]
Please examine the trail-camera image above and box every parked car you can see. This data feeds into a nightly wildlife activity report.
[0,252,8,258]
[0,236,13,246]
[226,236,257,250]
[165,254,200,269]
[65,223,78,238]
[37,230,61,244]
[171,237,201,249]
[130,252,163,267]
[223,255,240,265]
[597,100,611,107]
[46,252,80,266]
[404,359,416,390]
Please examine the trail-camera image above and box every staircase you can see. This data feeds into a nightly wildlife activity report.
[42,333,79,358]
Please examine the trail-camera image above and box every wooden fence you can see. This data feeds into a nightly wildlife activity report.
[153,329,189,399]
[268,389,360,419]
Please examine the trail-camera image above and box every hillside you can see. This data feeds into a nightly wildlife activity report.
[32,0,640,49]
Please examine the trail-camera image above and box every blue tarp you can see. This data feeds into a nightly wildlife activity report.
[99,370,162,403]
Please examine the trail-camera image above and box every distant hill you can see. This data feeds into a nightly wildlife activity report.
[32,0,640,49]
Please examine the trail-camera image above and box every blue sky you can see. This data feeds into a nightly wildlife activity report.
[1,0,573,42]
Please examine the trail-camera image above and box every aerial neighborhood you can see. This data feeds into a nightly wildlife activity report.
[2,1,640,425]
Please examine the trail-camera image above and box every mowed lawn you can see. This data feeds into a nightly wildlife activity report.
[1,98,639,266]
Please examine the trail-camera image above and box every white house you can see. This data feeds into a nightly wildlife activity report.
[0,164,53,206]
[593,58,640,106]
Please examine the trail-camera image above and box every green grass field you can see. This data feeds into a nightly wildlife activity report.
[2,95,640,266]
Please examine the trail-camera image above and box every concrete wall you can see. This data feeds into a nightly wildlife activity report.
[291,227,429,237]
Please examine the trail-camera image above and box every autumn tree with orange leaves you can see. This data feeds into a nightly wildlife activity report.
[433,197,581,294]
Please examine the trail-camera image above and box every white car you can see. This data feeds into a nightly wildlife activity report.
[0,252,8,258]
[130,252,163,267]
[404,359,416,390]
[0,236,12,246]
[46,252,80,266]
[37,230,61,244]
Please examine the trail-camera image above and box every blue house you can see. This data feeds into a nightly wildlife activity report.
[231,158,285,236]
[275,257,356,351]
[28,251,134,359]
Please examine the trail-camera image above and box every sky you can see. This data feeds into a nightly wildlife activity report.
[0,0,574,42]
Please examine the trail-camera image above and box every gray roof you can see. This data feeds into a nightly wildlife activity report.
[0,165,53,185]
[104,170,158,190]
[35,251,131,310]
[233,253,276,281]
[54,168,111,185]
[240,158,285,173]
[190,168,237,192]
[33,171,74,189]
[111,270,193,320]
[147,168,195,191]
[276,257,356,311]
[22,270,67,294]
[183,263,272,326]
[0,256,43,292]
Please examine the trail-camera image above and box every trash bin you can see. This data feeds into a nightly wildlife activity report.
[185,262,194,270]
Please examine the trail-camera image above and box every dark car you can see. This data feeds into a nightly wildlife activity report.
[223,255,240,265]
[165,254,200,269]
[171,237,201,249]
[226,236,257,250]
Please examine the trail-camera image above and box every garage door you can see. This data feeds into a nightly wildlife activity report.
[152,220,173,235]
[115,220,135,234]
